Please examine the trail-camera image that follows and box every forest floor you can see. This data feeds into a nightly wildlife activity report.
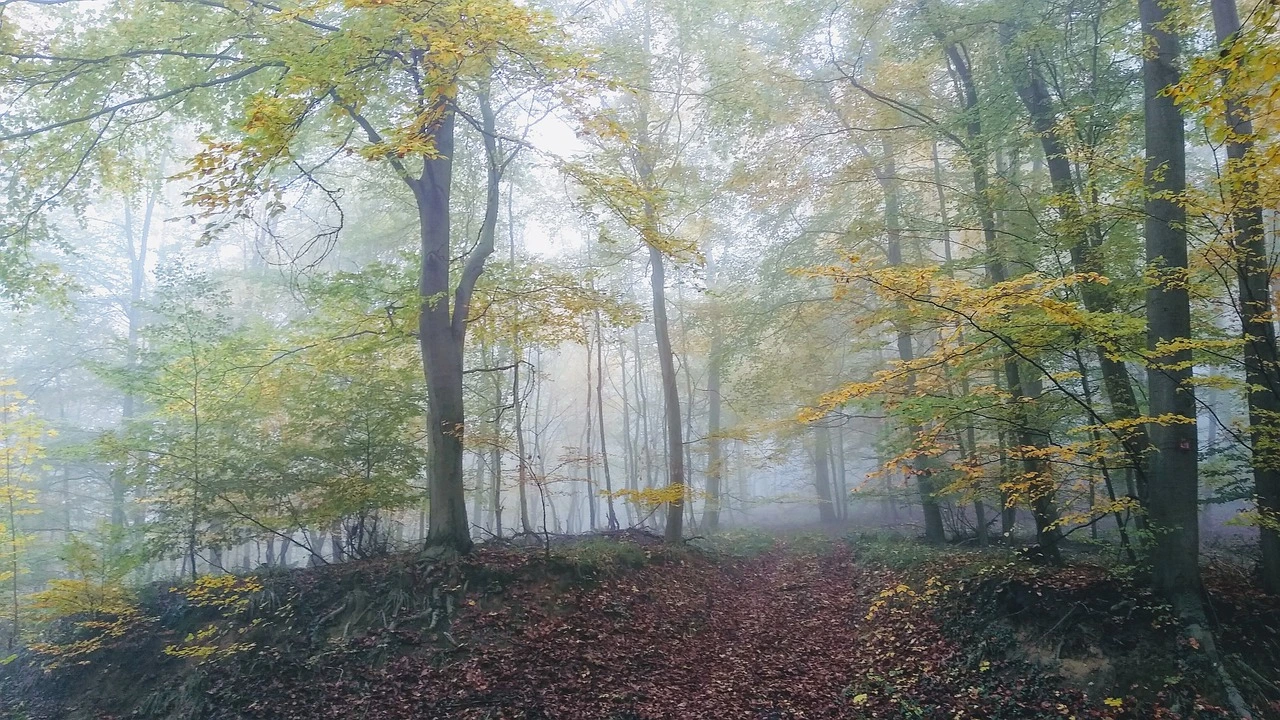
[6,530,1277,719]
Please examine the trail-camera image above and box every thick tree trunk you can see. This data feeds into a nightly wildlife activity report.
[416,107,470,552]
[417,86,501,552]
[1210,0,1280,594]
[1139,0,1202,614]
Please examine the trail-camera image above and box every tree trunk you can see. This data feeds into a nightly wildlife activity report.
[835,426,848,521]
[416,84,502,552]
[634,325,656,495]
[490,370,504,538]
[471,449,485,534]
[813,426,838,523]
[417,107,471,553]
[584,332,598,531]
[1006,32,1151,503]
[513,350,532,535]
[880,137,945,543]
[944,41,1061,560]
[704,315,724,531]
[1210,0,1280,594]
[649,245,686,543]
[509,194,534,535]
[115,187,156,529]
[1140,0,1202,614]
[620,341,639,526]
[596,310,620,530]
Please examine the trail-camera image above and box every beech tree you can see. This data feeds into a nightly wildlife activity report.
[2,0,589,552]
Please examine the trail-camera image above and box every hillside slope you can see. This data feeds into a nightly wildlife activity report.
[4,533,1272,719]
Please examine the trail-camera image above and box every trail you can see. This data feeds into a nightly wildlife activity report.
[252,544,1084,719]
[397,547,884,719]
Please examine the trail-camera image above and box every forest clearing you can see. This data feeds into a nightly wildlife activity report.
[3,0,1280,715]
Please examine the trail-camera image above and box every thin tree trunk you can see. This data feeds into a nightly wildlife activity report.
[704,316,724,531]
[513,349,533,534]
[619,341,638,526]
[490,353,504,537]
[634,326,656,493]
[944,41,1060,560]
[1006,31,1151,504]
[596,310,620,529]
[509,191,534,535]
[880,136,945,543]
[585,332,598,531]
[649,245,686,543]
[471,448,485,534]
[116,186,156,529]
[835,426,848,521]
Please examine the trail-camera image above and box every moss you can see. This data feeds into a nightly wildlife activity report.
[549,538,653,581]
[689,528,778,558]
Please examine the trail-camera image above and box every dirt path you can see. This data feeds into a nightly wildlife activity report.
[345,546,923,719]
[252,544,1100,719]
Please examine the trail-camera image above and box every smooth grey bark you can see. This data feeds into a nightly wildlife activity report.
[1139,0,1202,613]
[410,85,502,552]
[650,244,686,543]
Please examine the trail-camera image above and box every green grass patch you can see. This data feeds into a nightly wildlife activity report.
[548,538,653,581]
[690,528,779,558]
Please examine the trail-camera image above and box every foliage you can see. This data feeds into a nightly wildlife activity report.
[0,379,51,650]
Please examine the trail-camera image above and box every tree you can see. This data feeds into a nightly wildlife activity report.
[1138,0,1201,616]
[2,0,587,553]
[0,379,50,652]
[1206,0,1280,595]
[125,263,244,580]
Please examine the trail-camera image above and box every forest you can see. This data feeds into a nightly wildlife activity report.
[1,0,1279,716]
